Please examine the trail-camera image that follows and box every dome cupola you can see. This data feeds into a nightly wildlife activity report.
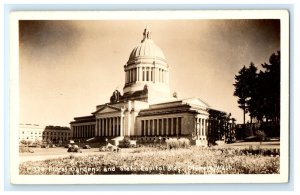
[123,27,172,104]
[127,27,166,65]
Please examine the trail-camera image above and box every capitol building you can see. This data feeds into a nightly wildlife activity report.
[70,27,214,146]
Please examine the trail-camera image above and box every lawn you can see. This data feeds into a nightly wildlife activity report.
[19,145,279,175]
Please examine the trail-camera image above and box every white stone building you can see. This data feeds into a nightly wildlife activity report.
[19,123,44,142]
[70,27,212,145]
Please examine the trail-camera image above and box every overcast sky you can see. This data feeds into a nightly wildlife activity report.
[19,19,280,126]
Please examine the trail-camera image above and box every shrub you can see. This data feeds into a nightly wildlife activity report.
[256,130,266,144]
[121,137,131,148]
[178,138,190,148]
[20,140,28,145]
[19,146,29,153]
[166,138,190,149]
[19,146,34,153]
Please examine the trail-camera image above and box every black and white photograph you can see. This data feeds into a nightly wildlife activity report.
[9,10,289,184]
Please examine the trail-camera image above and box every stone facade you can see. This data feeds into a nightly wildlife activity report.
[19,123,44,142]
[43,126,72,143]
[70,27,215,146]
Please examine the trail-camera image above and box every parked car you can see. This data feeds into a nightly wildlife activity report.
[100,143,120,152]
[83,145,91,149]
[67,145,82,153]
[65,144,72,148]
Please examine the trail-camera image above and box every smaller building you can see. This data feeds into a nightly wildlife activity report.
[42,125,72,143]
[19,123,44,142]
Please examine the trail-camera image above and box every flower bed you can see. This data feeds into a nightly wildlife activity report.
[19,147,279,175]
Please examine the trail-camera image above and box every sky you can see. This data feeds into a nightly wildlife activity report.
[19,19,280,126]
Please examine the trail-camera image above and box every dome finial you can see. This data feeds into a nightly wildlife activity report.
[142,26,151,42]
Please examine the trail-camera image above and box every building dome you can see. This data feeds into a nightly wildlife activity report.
[128,39,166,62]
[127,26,166,65]
[123,27,172,104]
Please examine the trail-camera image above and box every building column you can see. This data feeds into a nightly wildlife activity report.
[102,118,105,136]
[201,118,204,136]
[75,126,79,137]
[156,119,159,135]
[99,119,102,136]
[144,120,147,136]
[143,67,146,81]
[117,117,120,136]
[96,120,98,136]
[120,115,123,136]
[104,118,107,136]
[78,126,80,138]
[164,119,167,136]
[203,119,207,136]
[150,68,152,82]
[75,127,77,138]
[85,125,90,137]
[153,66,156,83]
[151,120,154,135]
[128,70,130,83]
[170,118,174,136]
[89,125,91,137]
[100,119,102,136]
[110,117,112,136]
[95,119,98,136]
[176,118,179,136]
[138,67,141,81]
[88,124,90,137]
[111,117,115,136]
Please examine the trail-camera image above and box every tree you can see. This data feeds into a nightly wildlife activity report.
[261,51,280,122]
[233,51,280,125]
[233,63,258,124]
[244,63,258,123]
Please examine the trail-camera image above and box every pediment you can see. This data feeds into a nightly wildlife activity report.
[183,98,210,108]
[93,105,121,115]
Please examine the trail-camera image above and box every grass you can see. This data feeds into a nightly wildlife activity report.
[19,146,279,175]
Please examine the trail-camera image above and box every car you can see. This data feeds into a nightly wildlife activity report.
[83,145,91,149]
[67,145,82,153]
[65,144,72,148]
[99,144,120,152]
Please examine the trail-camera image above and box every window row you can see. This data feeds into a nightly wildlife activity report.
[43,132,71,136]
